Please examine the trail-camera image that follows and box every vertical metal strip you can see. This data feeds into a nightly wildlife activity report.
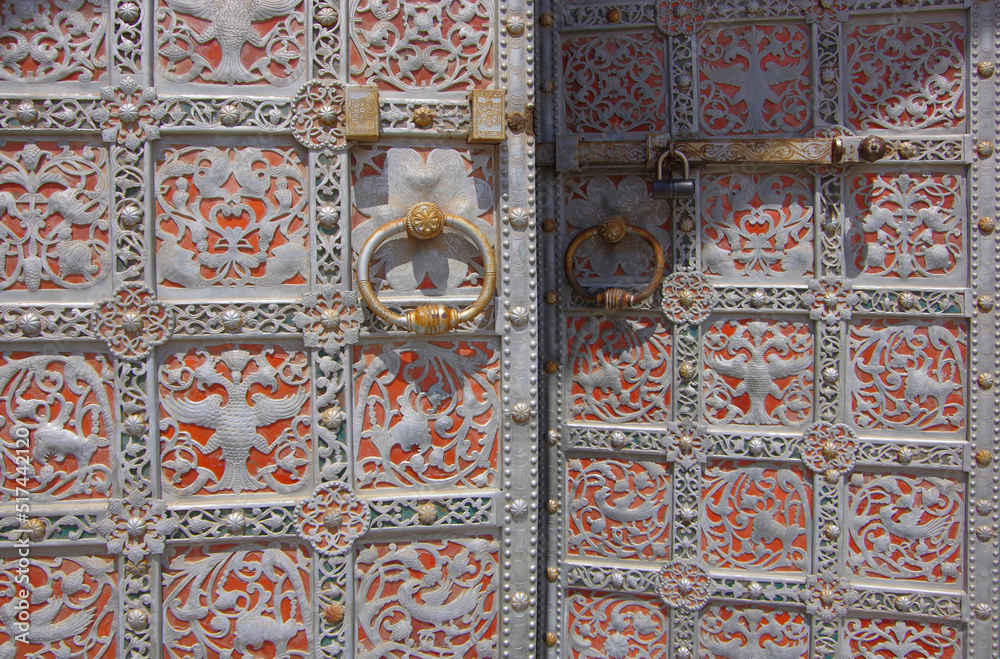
[971,0,999,657]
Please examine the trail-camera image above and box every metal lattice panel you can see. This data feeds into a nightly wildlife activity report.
[536,1,998,658]
[0,0,538,657]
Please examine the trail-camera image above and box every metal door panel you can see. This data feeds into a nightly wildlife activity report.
[538,1,995,657]
[0,0,537,656]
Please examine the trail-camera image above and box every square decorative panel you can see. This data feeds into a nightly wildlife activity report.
[350,146,495,294]
[702,460,812,572]
[698,23,812,136]
[566,591,669,659]
[561,32,668,134]
[847,471,964,585]
[567,458,671,560]
[700,170,814,280]
[0,141,112,299]
[703,319,814,428]
[0,553,118,658]
[162,541,312,658]
[565,315,672,424]
[158,343,311,499]
[356,537,500,658]
[848,319,966,434]
[562,175,671,288]
[154,142,309,296]
[846,169,965,283]
[0,351,116,505]
[0,0,109,86]
[845,618,962,658]
[352,340,499,490]
[699,605,810,659]
[348,0,495,92]
[846,18,966,132]
[154,0,307,89]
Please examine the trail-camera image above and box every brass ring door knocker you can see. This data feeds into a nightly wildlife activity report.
[356,202,497,335]
[563,215,665,311]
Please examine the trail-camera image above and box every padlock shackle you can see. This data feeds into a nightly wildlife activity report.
[656,150,690,179]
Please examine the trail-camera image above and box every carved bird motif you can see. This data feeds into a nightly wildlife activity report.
[593,486,657,524]
[0,596,95,645]
[160,349,306,493]
[705,321,812,425]
[395,544,497,626]
[876,503,955,542]
[161,0,300,85]
[700,25,809,134]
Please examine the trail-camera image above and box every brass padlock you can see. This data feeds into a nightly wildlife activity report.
[653,150,695,200]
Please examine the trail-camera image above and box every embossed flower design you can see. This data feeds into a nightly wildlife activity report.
[802,0,848,27]
[655,0,706,35]
[294,287,362,351]
[406,202,445,239]
[508,207,530,229]
[351,148,494,291]
[801,421,857,478]
[295,482,370,556]
[15,100,37,124]
[507,306,529,328]
[666,419,708,468]
[565,176,671,280]
[658,561,713,611]
[511,402,533,423]
[292,80,346,150]
[94,283,173,361]
[96,490,178,563]
[806,574,858,622]
[95,77,163,152]
[804,277,859,324]
[661,271,716,325]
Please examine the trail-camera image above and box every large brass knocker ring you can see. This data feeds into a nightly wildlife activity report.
[564,216,665,311]
[356,202,497,335]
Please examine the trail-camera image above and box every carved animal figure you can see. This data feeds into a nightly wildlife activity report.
[903,362,960,410]
[749,510,804,549]
[29,423,97,467]
[160,349,306,493]
[704,321,812,425]
[161,0,300,84]
[234,613,301,655]
[575,350,623,398]
[46,189,105,226]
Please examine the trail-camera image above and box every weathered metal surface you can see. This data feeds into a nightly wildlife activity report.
[0,0,537,657]
[538,1,996,659]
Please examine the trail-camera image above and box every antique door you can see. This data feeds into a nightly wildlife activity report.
[0,0,538,657]
[538,1,997,658]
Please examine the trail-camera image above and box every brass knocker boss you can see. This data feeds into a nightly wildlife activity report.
[356,202,497,335]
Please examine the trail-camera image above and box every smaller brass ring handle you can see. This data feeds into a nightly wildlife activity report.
[356,202,497,335]
[564,216,665,311]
